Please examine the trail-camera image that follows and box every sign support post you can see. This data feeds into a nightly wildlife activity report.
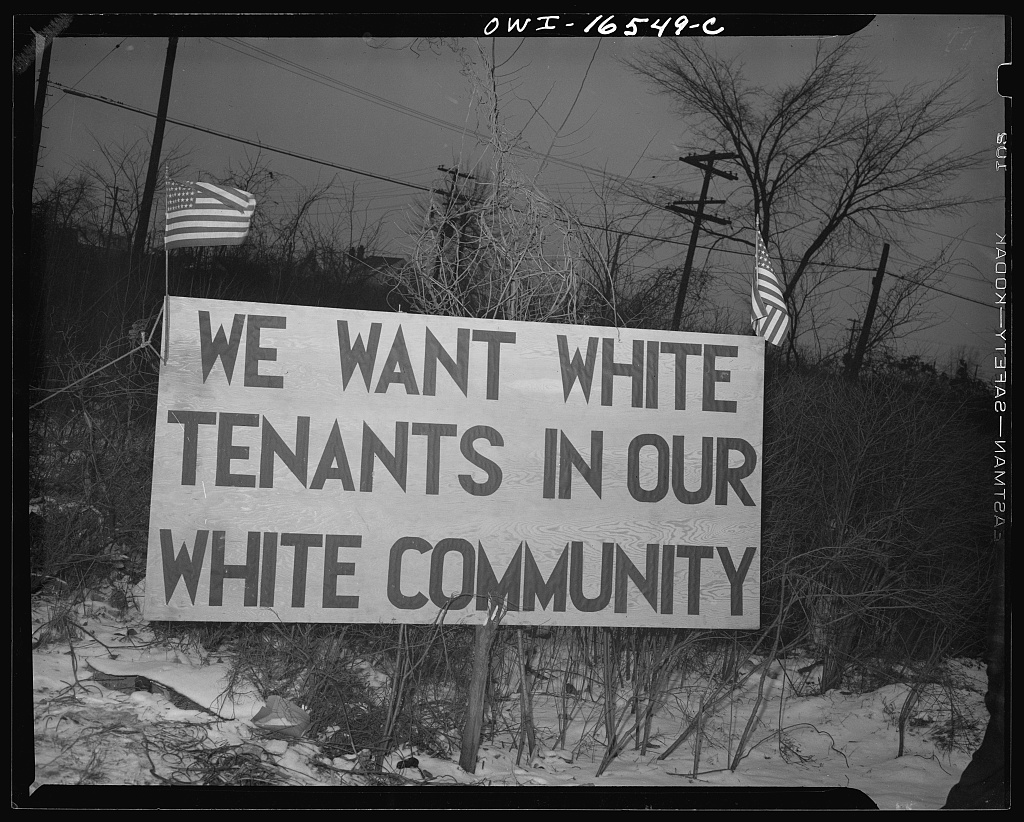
[459,604,503,774]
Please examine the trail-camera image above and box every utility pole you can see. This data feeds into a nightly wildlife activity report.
[431,166,478,286]
[20,24,53,394]
[31,34,53,178]
[431,166,477,235]
[666,151,737,331]
[437,165,475,181]
[105,186,119,267]
[842,318,860,370]
[434,165,477,200]
[132,36,178,273]
[107,187,120,241]
[846,242,890,379]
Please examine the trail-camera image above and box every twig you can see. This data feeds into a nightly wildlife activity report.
[515,628,536,765]
[28,305,163,409]
[730,576,787,771]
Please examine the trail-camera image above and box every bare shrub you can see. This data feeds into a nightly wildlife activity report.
[29,323,160,594]
[761,366,991,694]
[395,160,590,325]
[196,620,478,764]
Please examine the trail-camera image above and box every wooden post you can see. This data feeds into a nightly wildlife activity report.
[459,602,504,774]
[846,242,890,379]
[692,699,705,777]
[132,36,178,272]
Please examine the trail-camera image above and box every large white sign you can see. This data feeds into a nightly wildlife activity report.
[144,297,765,627]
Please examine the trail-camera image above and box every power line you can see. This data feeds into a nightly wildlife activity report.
[910,222,1005,250]
[47,83,996,311]
[213,37,473,135]
[883,272,994,308]
[234,39,1000,274]
[49,81,693,238]
[208,36,689,204]
[43,37,128,116]
[51,82,437,195]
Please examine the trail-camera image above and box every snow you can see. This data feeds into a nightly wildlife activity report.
[21,583,989,809]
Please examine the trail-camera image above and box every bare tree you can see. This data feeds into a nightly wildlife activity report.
[79,128,191,253]
[627,40,988,355]
[33,171,98,237]
[568,176,714,330]
[224,150,383,271]
[222,147,278,258]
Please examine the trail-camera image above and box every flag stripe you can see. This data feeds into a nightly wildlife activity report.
[193,182,253,210]
[166,230,251,241]
[165,235,250,248]
[166,218,252,225]
[750,221,790,347]
[164,180,256,249]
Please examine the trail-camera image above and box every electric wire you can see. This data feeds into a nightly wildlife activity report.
[47,82,997,310]
[42,37,128,117]
[51,82,436,195]
[208,36,688,204]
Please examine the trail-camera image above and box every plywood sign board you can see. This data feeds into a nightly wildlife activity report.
[144,296,765,628]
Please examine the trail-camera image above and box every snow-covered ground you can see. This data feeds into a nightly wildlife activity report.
[21,580,990,809]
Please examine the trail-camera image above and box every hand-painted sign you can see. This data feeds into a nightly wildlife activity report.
[145,297,765,627]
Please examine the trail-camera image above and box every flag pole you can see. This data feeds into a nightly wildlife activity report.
[164,165,170,297]
[751,216,760,338]
[162,164,170,363]
[163,262,169,363]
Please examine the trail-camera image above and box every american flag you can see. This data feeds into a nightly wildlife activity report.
[750,220,790,347]
[164,180,256,249]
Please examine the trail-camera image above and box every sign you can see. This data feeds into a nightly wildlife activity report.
[144,297,765,627]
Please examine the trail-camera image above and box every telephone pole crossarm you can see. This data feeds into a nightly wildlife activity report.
[681,152,739,181]
[666,201,731,226]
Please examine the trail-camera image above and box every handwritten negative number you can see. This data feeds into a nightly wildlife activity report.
[586,16,725,36]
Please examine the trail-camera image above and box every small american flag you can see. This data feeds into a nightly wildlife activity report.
[751,219,790,347]
[164,180,256,249]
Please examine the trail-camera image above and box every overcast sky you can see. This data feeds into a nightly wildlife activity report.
[28,14,1008,377]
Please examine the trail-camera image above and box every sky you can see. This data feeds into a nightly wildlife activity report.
[25,14,1008,377]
